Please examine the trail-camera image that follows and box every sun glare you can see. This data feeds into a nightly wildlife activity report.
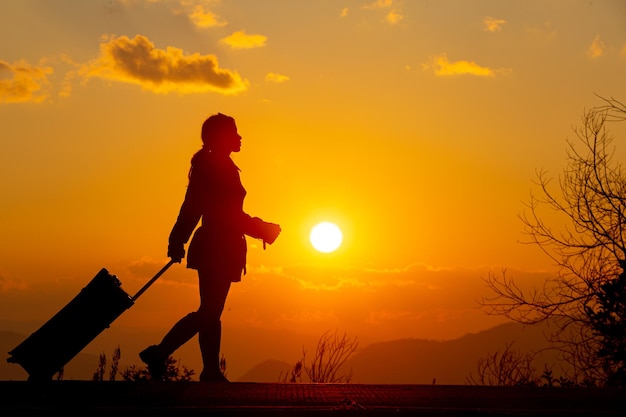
[310,222,343,253]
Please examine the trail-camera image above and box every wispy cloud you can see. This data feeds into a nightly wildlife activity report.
[265,72,290,83]
[484,17,506,32]
[363,0,393,10]
[425,54,496,77]
[269,263,432,293]
[0,272,28,292]
[187,3,227,28]
[79,34,248,94]
[219,30,267,49]
[526,22,557,42]
[223,263,536,339]
[365,309,418,325]
[385,10,403,25]
[587,35,605,58]
[0,59,53,103]
[362,0,402,25]
[340,7,349,18]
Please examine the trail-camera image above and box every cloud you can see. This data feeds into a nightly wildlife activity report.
[187,3,227,28]
[277,310,338,325]
[219,30,267,49]
[340,7,349,18]
[365,309,417,325]
[0,59,53,103]
[268,263,434,293]
[126,256,170,280]
[363,0,393,10]
[224,263,530,340]
[425,54,496,77]
[526,22,557,42]
[587,35,605,58]
[385,10,403,25]
[79,34,248,94]
[0,272,28,292]
[484,17,506,32]
[361,0,402,25]
[265,72,289,83]
[622,44,626,56]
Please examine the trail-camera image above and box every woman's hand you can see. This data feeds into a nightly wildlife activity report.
[262,222,281,245]
[247,217,281,246]
[168,243,185,263]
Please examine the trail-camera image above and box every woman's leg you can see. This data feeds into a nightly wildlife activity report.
[157,312,201,355]
[197,268,231,382]
[139,312,201,380]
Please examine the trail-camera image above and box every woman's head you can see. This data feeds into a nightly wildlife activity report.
[201,113,241,153]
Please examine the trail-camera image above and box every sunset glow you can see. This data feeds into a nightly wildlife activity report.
[1,0,625,383]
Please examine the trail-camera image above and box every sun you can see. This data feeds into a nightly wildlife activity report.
[309,222,343,253]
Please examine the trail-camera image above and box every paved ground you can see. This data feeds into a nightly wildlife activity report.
[0,381,623,416]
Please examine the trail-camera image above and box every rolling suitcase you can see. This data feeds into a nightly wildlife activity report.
[6,260,174,381]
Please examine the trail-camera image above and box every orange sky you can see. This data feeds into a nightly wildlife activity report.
[1,0,626,380]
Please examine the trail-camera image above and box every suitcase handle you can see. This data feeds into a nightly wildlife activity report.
[131,260,176,301]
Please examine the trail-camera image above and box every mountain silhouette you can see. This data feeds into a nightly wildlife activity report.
[344,321,559,384]
[2,321,563,383]
[235,322,562,384]
[237,359,293,382]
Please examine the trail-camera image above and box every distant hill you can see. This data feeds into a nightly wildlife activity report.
[2,322,564,383]
[345,321,560,384]
[236,322,562,384]
[236,359,293,382]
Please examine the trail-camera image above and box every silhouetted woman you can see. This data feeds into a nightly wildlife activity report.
[140,113,281,382]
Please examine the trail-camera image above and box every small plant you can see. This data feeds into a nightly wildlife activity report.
[541,366,554,387]
[121,364,151,381]
[219,354,228,379]
[280,360,303,383]
[92,345,194,381]
[121,356,194,382]
[92,352,107,381]
[281,330,359,383]
[109,345,121,381]
[92,346,121,381]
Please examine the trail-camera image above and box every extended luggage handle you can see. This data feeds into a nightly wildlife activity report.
[131,259,176,302]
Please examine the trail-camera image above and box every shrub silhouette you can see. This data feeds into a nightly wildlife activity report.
[281,330,359,383]
[92,346,194,382]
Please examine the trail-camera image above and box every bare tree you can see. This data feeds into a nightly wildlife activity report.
[467,342,539,386]
[482,96,626,386]
[304,330,359,383]
[282,330,359,383]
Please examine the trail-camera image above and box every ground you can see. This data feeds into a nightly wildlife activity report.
[0,381,623,416]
